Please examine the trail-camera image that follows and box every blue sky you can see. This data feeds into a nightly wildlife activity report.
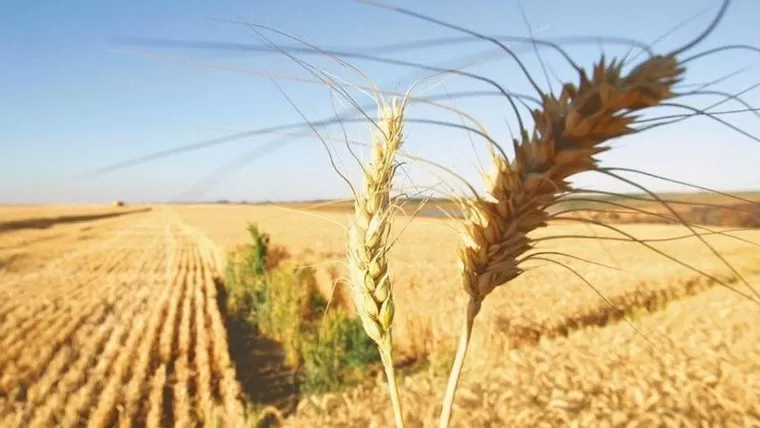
[1,0,759,203]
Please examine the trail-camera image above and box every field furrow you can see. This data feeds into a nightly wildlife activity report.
[0,225,160,345]
[197,247,246,425]
[145,364,168,428]
[193,250,215,422]
[171,251,195,428]
[151,236,188,428]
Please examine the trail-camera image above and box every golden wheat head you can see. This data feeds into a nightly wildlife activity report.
[458,55,684,308]
[347,97,406,346]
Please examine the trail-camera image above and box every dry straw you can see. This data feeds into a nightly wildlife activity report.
[346,96,408,428]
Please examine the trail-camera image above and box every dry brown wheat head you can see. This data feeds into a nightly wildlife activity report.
[458,55,685,309]
[347,97,406,345]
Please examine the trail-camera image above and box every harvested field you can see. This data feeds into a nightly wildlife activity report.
[0,207,245,427]
[2,204,759,427]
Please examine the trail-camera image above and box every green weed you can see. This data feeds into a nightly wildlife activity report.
[224,222,381,395]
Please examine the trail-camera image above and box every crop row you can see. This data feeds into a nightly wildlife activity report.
[0,212,246,427]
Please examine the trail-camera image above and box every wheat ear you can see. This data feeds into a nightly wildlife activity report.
[347,97,407,428]
[439,55,685,428]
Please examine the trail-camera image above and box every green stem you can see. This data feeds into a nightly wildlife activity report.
[379,337,405,428]
[439,298,481,428]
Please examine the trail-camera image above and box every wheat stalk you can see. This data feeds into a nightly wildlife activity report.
[439,55,685,427]
[347,96,407,428]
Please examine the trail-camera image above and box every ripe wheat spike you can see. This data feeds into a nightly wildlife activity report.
[460,56,683,314]
[346,97,407,428]
[441,55,685,427]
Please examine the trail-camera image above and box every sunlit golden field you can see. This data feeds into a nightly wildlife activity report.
[175,204,760,426]
[1,204,759,427]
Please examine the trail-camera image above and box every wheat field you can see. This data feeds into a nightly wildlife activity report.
[4,0,760,424]
[1,204,759,426]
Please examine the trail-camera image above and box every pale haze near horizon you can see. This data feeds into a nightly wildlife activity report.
[1,0,759,204]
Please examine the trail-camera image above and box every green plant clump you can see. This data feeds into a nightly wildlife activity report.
[224,222,380,394]
[300,308,380,394]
